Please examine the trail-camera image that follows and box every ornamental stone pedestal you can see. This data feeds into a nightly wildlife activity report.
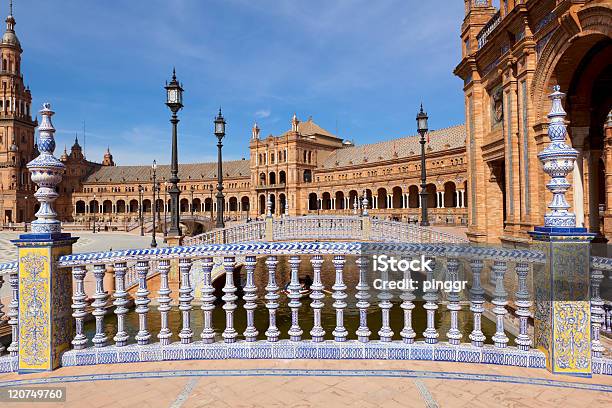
[529,87,594,376]
[12,104,78,373]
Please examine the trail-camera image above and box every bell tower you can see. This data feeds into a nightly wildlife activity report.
[0,0,37,225]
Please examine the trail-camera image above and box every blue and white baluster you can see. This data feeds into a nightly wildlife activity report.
[422,257,439,344]
[400,261,416,344]
[179,258,194,344]
[265,256,280,342]
[446,257,462,345]
[200,257,215,343]
[468,259,486,347]
[113,262,129,347]
[157,260,172,345]
[243,256,258,342]
[355,256,371,342]
[92,264,109,347]
[222,257,238,343]
[70,266,88,350]
[332,255,348,341]
[377,258,394,342]
[590,267,605,358]
[0,274,4,354]
[491,260,509,348]
[287,256,303,341]
[309,255,326,342]
[514,262,532,351]
[135,260,151,345]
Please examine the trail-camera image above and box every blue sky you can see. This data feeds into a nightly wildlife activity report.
[15,0,465,165]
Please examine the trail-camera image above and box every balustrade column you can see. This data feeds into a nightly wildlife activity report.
[200,257,215,343]
[5,270,16,356]
[70,266,88,350]
[400,262,416,343]
[468,259,485,347]
[243,256,258,342]
[591,267,605,358]
[422,257,439,344]
[355,256,371,342]
[309,255,325,342]
[157,260,173,345]
[287,256,303,341]
[491,261,509,348]
[135,260,151,345]
[377,260,394,342]
[113,261,129,346]
[264,256,280,341]
[332,255,348,341]
[514,262,532,351]
[222,257,238,342]
[92,264,109,347]
[178,258,194,344]
[446,257,461,345]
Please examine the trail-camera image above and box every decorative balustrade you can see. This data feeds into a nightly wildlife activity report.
[185,215,468,246]
[477,10,501,49]
[0,262,18,358]
[184,221,266,245]
[21,241,560,369]
[274,216,364,241]
[370,219,468,244]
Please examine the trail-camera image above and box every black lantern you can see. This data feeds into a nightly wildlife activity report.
[417,104,428,134]
[214,108,226,137]
[165,68,183,112]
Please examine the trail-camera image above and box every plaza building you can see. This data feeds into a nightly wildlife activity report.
[455,0,612,244]
[66,116,468,233]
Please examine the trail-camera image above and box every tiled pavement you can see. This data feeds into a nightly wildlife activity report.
[0,359,610,407]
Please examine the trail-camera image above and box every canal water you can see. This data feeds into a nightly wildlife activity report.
[85,256,508,345]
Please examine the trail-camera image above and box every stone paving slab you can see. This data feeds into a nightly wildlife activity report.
[0,359,610,407]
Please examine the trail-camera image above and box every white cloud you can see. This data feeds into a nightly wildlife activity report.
[255,109,271,119]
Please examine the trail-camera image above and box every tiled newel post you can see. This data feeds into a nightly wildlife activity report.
[12,104,77,373]
[529,87,594,376]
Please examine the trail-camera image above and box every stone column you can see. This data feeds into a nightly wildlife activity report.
[530,87,594,376]
[571,128,588,228]
[440,191,445,208]
[13,103,78,373]
[602,111,612,238]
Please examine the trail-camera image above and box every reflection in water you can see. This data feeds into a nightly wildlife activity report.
[85,256,509,345]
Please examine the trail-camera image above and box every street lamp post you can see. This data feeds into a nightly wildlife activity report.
[214,109,226,228]
[138,184,144,236]
[163,181,168,236]
[190,186,195,218]
[93,194,97,233]
[209,186,214,221]
[417,104,430,227]
[24,195,28,232]
[165,69,184,237]
[151,160,158,248]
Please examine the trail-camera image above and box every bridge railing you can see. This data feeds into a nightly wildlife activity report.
[370,219,468,244]
[184,215,468,246]
[0,262,18,357]
[39,242,557,368]
[184,221,266,245]
[273,216,364,241]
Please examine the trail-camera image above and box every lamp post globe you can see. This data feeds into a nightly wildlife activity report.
[417,104,429,226]
[214,109,226,229]
[165,68,184,238]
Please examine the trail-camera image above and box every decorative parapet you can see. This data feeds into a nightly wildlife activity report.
[477,10,501,49]
[26,103,65,233]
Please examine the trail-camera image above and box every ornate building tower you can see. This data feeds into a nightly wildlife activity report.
[0,2,36,224]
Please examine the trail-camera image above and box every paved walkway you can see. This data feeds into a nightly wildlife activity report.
[0,359,610,407]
